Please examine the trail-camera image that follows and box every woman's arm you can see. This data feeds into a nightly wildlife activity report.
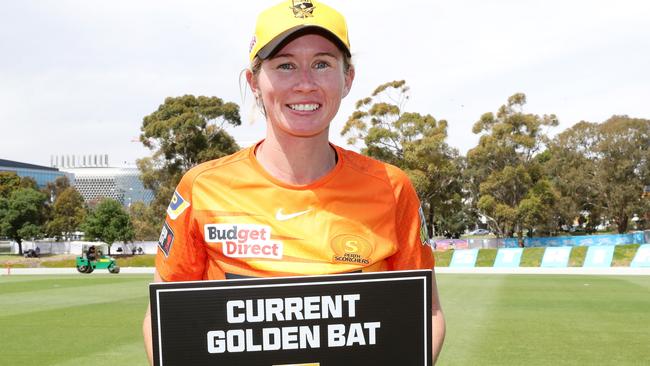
[143,270,164,366]
[431,269,446,364]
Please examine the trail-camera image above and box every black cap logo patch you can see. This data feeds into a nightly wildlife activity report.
[291,0,315,18]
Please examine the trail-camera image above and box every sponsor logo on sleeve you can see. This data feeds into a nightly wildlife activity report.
[166,191,190,220]
[419,206,430,246]
[204,224,282,260]
[158,222,174,257]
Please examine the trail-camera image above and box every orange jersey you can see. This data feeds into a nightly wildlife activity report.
[156,142,434,281]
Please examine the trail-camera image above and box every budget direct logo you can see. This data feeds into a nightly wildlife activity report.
[204,224,283,260]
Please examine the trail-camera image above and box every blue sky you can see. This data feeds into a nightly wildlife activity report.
[1,0,649,167]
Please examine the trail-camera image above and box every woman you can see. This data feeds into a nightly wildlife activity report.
[143,0,445,363]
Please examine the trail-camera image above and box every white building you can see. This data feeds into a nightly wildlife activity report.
[54,154,153,206]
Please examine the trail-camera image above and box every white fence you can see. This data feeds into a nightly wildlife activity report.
[5,240,158,255]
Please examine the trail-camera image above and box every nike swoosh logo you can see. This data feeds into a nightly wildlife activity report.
[275,208,312,221]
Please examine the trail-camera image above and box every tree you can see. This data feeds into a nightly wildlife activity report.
[592,116,649,233]
[0,187,48,255]
[0,172,21,199]
[466,93,559,243]
[129,201,160,241]
[546,116,650,233]
[545,122,603,233]
[138,95,242,222]
[82,198,135,255]
[43,175,71,203]
[341,80,465,236]
[46,187,86,241]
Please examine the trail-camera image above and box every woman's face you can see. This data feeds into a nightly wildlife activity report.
[249,33,354,139]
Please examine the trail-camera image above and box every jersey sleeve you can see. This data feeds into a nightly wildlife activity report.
[155,170,207,281]
[386,170,435,270]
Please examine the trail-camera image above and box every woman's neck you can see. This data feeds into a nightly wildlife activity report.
[256,128,337,186]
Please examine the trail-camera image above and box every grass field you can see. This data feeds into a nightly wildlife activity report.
[1,274,649,365]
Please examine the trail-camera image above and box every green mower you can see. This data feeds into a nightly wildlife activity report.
[76,244,120,274]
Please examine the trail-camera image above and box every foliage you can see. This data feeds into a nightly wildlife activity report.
[129,201,161,241]
[0,172,21,199]
[46,187,86,240]
[138,95,241,221]
[42,175,71,203]
[0,187,48,255]
[82,198,135,254]
[341,80,468,236]
[547,116,650,233]
[466,93,559,241]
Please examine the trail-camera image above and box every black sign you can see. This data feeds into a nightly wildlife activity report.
[150,270,432,366]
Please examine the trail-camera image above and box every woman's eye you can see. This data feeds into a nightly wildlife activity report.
[277,63,294,70]
[314,61,330,69]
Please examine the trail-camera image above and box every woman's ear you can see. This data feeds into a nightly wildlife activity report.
[342,65,355,98]
[246,69,259,97]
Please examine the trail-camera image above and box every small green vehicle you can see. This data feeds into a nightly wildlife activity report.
[76,244,120,274]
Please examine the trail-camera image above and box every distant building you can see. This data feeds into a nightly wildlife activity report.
[53,154,153,207]
[0,158,71,187]
[644,185,650,198]
[60,166,154,206]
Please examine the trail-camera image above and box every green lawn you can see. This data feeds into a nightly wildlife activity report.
[2,274,649,365]
[0,275,151,366]
[436,274,650,365]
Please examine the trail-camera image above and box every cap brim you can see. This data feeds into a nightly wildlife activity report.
[257,25,351,60]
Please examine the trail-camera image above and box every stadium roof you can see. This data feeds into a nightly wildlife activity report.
[0,159,59,172]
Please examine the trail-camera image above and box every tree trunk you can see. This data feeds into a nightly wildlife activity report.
[617,214,629,234]
[16,239,23,256]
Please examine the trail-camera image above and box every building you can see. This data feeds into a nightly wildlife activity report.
[61,166,154,206]
[0,158,71,188]
[54,154,153,206]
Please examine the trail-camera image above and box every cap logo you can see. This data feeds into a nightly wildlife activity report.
[291,0,315,18]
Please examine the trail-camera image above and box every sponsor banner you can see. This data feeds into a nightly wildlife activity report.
[630,244,650,268]
[503,232,646,248]
[582,245,614,268]
[449,249,478,268]
[150,270,433,366]
[493,248,523,268]
[434,239,468,251]
[540,246,571,268]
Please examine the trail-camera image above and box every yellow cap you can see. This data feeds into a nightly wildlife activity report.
[249,0,350,62]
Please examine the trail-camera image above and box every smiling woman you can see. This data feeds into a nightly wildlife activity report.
[143,1,445,364]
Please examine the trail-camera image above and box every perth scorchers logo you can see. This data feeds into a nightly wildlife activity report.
[330,234,373,265]
[291,0,315,18]
[204,224,283,260]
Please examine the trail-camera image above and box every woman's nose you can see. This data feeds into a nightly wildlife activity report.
[293,69,318,92]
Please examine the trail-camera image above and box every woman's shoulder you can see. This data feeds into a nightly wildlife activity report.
[335,145,411,186]
[180,146,253,183]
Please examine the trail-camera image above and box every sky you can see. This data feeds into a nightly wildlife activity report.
[1,0,649,168]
